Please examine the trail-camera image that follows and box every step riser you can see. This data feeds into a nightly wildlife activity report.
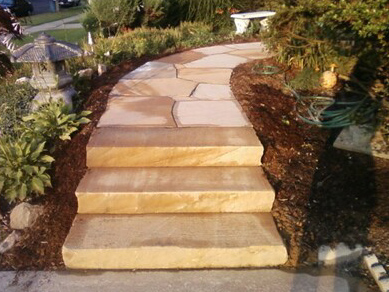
[62,246,288,270]
[76,191,274,214]
[87,147,262,167]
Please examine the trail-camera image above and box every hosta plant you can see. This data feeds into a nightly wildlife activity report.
[0,136,53,203]
[21,101,91,149]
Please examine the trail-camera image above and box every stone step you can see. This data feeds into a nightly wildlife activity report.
[62,213,288,270]
[87,127,262,167]
[76,167,275,214]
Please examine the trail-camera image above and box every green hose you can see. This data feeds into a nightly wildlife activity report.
[251,64,377,128]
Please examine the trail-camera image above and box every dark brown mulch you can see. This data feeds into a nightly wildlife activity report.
[231,58,388,285]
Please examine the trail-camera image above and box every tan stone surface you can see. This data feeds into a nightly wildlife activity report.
[87,127,262,167]
[121,62,177,80]
[76,167,275,214]
[174,100,251,127]
[193,45,235,55]
[229,49,272,60]
[98,96,176,127]
[63,213,288,269]
[192,84,233,100]
[178,68,232,85]
[184,54,248,69]
[158,51,206,64]
[110,78,198,97]
[225,42,265,50]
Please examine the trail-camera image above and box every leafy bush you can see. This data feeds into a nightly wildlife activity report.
[87,0,140,34]
[265,0,389,73]
[0,136,53,203]
[0,101,91,203]
[0,82,36,137]
[142,0,172,27]
[180,0,237,30]
[81,9,100,32]
[289,68,321,90]
[92,22,220,64]
[21,101,91,150]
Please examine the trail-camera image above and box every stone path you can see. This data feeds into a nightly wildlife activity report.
[62,42,287,269]
[0,270,366,292]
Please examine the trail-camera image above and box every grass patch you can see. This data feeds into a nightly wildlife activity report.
[20,6,85,26]
[16,28,87,46]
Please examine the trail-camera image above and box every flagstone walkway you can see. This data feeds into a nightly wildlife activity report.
[62,42,288,270]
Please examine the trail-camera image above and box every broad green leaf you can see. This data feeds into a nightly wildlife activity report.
[78,117,91,124]
[5,188,17,203]
[31,177,44,194]
[19,183,28,201]
[59,134,71,141]
[40,155,55,164]
[31,142,46,160]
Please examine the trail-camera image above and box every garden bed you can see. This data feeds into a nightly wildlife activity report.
[0,55,387,292]
[231,58,388,289]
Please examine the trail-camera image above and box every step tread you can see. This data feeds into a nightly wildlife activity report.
[77,167,273,194]
[63,213,287,269]
[87,127,262,148]
[76,167,275,214]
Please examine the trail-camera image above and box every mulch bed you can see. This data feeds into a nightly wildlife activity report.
[231,58,388,288]
[0,52,387,291]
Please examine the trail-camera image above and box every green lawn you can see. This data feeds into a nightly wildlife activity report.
[19,5,85,26]
[15,28,87,46]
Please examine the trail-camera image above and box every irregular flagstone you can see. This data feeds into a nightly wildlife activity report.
[191,84,234,100]
[98,96,176,127]
[193,45,235,55]
[110,78,198,98]
[173,100,251,127]
[62,213,288,269]
[184,54,248,69]
[76,167,275,214]
[121,62,177,80]
[229,49,273,60]
[178,68,232,85]
[158,51,206,64]
[225,42,266,50]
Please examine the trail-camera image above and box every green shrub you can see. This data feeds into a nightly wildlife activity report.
[142,0,172,27]
[264,0,389,73]
[88,0,140,34]
[92,22,221,64]
[180,0,237,30]
[21,101,91,151]
[0,136,53,203]
[81,9,100,32]
[0,82,36,137]
[289,68,321,90]
[0,100,91,203]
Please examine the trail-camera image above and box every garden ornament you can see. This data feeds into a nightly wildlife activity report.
[11,32,84,109]
[320,63,338,89]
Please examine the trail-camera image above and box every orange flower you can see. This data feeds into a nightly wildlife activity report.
[229,7,240,14]
[215,8,224,15]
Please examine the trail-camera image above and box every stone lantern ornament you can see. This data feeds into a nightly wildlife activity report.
[11,32,84,109]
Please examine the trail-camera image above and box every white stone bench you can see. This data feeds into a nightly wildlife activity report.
[231,11,276,34]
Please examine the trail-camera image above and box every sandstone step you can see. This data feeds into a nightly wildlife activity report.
[76,167,275,214]
[87,128,262,167]
[62,213,288,269]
